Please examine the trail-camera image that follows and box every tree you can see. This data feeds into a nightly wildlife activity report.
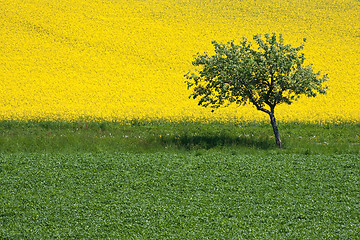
[185,33,328,148]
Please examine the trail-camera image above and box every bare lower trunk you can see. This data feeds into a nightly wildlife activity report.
[269,112,282,148]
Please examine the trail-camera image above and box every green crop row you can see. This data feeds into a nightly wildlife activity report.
[1,152,359,239]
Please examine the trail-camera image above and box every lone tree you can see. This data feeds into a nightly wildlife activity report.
[185,33,328,148]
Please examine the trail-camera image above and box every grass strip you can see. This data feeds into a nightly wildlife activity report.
[0,120,359,154]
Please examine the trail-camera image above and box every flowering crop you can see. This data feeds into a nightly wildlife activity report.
[1,0,359,122]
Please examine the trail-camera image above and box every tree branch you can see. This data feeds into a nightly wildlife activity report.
[247,88,271,115]
[264,71,275,109]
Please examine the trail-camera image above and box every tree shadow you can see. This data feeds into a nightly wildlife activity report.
[159,134,274,150]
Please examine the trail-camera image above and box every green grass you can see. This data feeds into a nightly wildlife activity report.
[0,121,359,238]
[0,120,359,154]
[1,152,359,239]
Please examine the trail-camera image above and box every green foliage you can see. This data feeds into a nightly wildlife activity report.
[185,33,328,113]
[1,153,359,238]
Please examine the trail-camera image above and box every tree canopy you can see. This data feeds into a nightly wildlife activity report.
[185,33,328,147]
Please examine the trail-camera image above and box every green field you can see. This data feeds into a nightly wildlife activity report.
[1,121,359,239]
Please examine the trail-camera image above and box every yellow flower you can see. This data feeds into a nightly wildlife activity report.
[0,0,359,123]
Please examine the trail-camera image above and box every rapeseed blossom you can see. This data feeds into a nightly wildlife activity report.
[0,0,359,122]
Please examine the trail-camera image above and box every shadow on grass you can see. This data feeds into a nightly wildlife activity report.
[159,134,274,150]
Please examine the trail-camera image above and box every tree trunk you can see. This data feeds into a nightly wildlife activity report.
[269,112,282,148]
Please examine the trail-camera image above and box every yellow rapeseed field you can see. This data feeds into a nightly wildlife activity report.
[1,0,359,122]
